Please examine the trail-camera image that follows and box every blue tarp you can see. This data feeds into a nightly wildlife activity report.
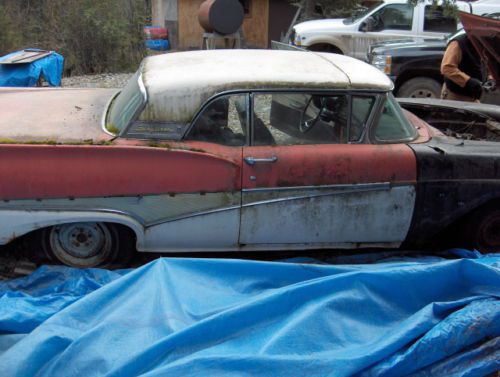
[0,253,499,376]
[0,49,64,87]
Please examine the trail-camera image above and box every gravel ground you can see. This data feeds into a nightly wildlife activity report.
[62,73,133,88]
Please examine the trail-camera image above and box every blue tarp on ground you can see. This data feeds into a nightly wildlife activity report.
[0,253,499,376]
[0,49,64,87]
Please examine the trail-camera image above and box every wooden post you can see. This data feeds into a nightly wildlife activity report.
[164,0,179,50]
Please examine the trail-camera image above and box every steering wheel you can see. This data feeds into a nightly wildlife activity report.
[299,96,325,133]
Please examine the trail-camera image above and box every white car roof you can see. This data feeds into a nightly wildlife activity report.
[141,49,392,123]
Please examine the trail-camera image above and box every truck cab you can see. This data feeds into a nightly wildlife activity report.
[291,0,499,60]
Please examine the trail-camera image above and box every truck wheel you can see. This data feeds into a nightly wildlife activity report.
[397,78,441,98]
[466,207,500,252]
[41,222,135,268]
[308,44,343,54]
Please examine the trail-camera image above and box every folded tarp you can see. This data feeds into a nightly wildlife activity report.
[0,254,499,376]
[0,49,64,87]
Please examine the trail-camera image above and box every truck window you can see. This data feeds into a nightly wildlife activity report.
[424,6,457,33]
[371,4,413,31]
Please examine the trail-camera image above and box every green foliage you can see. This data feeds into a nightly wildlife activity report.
[0,0,149,75]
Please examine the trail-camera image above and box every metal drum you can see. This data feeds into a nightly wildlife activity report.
[198,0,244,35]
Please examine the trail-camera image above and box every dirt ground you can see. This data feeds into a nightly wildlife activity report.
[62,73,133,88]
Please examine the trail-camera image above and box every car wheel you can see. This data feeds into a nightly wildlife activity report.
[41,222,135,268]
[397,77,442,98]
[467,207,500,252]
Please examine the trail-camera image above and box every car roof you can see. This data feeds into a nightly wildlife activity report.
[140,49,392,123]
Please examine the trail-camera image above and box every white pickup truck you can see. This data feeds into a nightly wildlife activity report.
[291,0,500,60]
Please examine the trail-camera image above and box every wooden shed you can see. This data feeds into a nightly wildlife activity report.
[152,0,298,50]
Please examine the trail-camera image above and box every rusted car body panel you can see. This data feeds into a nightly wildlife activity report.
[0,142,241,199]
[0,88,116,142]
[406,138,500,246]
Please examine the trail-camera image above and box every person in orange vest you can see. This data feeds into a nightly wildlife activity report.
[440,32,496,102]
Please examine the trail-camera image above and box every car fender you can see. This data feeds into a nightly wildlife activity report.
[0,209,145,248]
[302,35,348,54]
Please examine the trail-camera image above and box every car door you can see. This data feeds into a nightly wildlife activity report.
[140,93,247,252]
[239,92,417,248]
[354,3,416,60]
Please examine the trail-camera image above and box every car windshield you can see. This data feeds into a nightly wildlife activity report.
[106,70,146,135]
[343,1,384,25]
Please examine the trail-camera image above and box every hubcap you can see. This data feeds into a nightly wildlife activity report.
[409,89,437,98]
[49,223,114,267]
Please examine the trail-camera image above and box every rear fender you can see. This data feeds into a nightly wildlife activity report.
[0,210,144,248]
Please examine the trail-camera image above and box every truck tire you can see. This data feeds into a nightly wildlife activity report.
[397,77,442,98]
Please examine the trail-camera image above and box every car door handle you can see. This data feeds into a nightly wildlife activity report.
[244,156,278,165]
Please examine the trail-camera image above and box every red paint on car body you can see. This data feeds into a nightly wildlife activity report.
[0,143,242,200]
[242,144,416,189]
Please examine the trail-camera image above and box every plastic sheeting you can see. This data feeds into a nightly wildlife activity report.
[0,254,499,376]
[0,49,64,87]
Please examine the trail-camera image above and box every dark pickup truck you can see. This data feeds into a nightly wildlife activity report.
[367,32,499,105]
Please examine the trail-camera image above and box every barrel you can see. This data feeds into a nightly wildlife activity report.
[143,26,168,40]
[198,0,244,35]
[145,39,170,51]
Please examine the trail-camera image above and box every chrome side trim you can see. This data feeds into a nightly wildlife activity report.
[243,184,392,208]
[0,206,146,226]
[0,182,410,230]
[243,182,391,193]
[145,205,241,227]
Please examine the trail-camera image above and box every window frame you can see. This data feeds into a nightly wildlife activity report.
[184,92,251,146]
[423,5,457,34]
[184,89,389,146]
[370,3,414,32]
[369,93,419,144]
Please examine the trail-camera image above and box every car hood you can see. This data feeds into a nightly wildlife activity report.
[293,18,348,34]
[0,87,118,143]
[460,12,500,82]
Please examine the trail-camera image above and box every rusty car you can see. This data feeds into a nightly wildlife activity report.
[0,49,499,268]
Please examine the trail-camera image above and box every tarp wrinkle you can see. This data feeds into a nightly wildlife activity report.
[0,253,499,376]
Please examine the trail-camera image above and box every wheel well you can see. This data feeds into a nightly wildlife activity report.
[394,72,443,93]
[12,221,137,260]
[435,199,500,249]
[308,43,343,54]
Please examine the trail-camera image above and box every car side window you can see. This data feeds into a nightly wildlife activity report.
[186,94,248,146]
[253,93,353,146]
[424,6,457,33]
[371,4,413,31]
[374,94,417,143]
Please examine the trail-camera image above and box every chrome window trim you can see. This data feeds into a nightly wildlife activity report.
[120,72,149,138]
[369,93,418,144]
[183,88,389,144]
[101,90,121,137]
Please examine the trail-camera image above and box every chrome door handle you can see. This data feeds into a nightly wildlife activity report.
[244,156,278,165]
